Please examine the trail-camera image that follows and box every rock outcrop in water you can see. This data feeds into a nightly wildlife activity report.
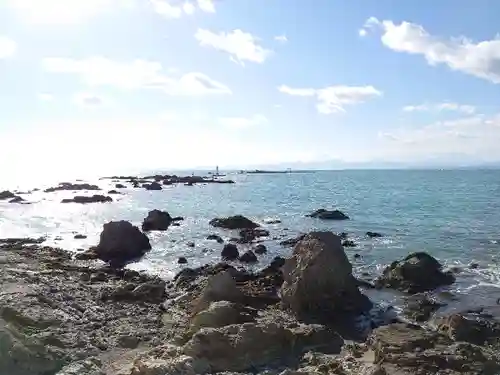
[375,252,455,293]
[141,209,172,231]
[209,215,259,230]
[61,195,113,204]
[93,221,152,267]
[44,182,101,193]
[306,208,350,220]
[221,243,239,260]
[238,227,270,243]
[143,181,162,191]
[281,232,372,318]
[0,190,16,200]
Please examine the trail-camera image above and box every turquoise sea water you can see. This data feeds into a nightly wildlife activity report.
[2,169,500,313]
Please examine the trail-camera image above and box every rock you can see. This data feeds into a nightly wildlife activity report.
[342,239,357,247]
[207,234,224,243]
[172,216,184,222]
[469,262,480,269]
[192,271,243,314]
[221,244,239,260]
[367,231,383,238]
[74,234,87,239]
[107,190,120,194]
[187,242,195,248]
[280,234,306,247]
[270,256,286,269]
[281,231,371,318]
[435,313,500,345]
[143,182,162,191]
[141,209,172,231]
[9,196,25,203]
[190,301,255,333]
[183,323,293,372]
[239,228,270,243]
[288,323,344,354]
[375,252,455,293]
[239,250,257,263]
[115,183,126,189]
[0,190,16,200]
[306,209,349,220]
[209,215,259,230]
[403,294,445,322]
[254,244,267,254]
[338,232,348,239]
[264,218,281,224]
[94,221,152,267]
[44,182,100,193]
[178,257,188,264]
[61,195,112,204]
[102,279,167,304]
[56,358,104,375]
[354,253,361,259]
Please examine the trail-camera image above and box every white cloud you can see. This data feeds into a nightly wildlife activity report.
[279,84,382,114]
[42,57,231,95]
[403,102,476,114]
[74,92,105,107]
[150,0,215,18]
[6,0,132,24]
[195,29,272,65]
[38,93,54,102]
[363,17,500,84]
[358,29,367,37]
[274,34,288,43]
[379,113,500,161]
[197,0,215,13]
[219,114,268,129]
[0,36,17,59]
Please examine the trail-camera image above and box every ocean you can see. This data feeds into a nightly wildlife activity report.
[2,169,500,315]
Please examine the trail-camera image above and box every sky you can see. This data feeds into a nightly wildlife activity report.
[1,0,500,177]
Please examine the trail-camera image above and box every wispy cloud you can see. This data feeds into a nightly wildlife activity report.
[150,0,215,18]
[403,102,476,114]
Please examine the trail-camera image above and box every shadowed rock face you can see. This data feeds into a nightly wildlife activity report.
[281,231,372,318]
[94,221,151,267]
[209,215,259,230]
[375,252,455,293]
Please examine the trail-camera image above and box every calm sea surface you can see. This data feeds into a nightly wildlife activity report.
[2,169,500,314]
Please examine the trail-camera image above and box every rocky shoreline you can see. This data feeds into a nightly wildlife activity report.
[2,217,500,374]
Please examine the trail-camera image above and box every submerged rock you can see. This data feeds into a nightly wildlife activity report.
[254,244,267,254]
[375,252,455,293]
[306,209,349,220]
[207,234,224,243]
[94,221,151,267]
[239,228,270,243]
[115,183,126,189]
[367,231,383,238]
[141,209,172,231]
[342,239,357,247]
[209,215,259,230]
[61,195,112,204]
[281,231,371,318]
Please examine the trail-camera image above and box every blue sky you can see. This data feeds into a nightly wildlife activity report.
[1,0,500,176]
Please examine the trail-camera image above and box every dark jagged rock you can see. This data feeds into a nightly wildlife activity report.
[221,244,239,261]
[209,215,259,230]
[74,234,87,239]
[107,190,121,194]
[187,242,195,248]
[44,182,100,193]
[239,250,257,263]
[141,209,172,231]
[143,182,162,191]
[94,221,151,267]
[338,232,348,239]
[375,252,455,293]
[238,228,270,243]
[207,234,224,243]
[254,244,267,254]
[306,209,349,220]
[367,231,383,238]
[280,234,306,247]
[9,196,25,203]
[172,216,184,222]
[281,232,371,318]
[178,257,188,264]
[270,256,286,269]
[61,195,113,204]
[342,239,357,247]
[264,218,281,224]
[403,294,445,322]
[0,190,16,200]
[115,183,126,189]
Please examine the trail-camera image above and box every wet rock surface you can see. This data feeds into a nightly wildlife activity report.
[61,195,113,204]
[44,183,101,193]
[141,209,173,231]
[306,209,350,220]
[375,252,455,293]
[209,215,260,230]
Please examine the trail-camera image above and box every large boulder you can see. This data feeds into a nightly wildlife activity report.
[141,209,172,231]
[238,228,270,243]
[434,313,500,345]
[221,244,239,260]
[189,301,255,333]
[183,323,294,372]
[375,252,455,293]
[209,215,259,230]
[191,271,243,314]
[143,182,162,191]
[306,209,349,220]
[61,195,112,204]
[94,221,151,267]
[0,190,16,200]
[281,232,371,318]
